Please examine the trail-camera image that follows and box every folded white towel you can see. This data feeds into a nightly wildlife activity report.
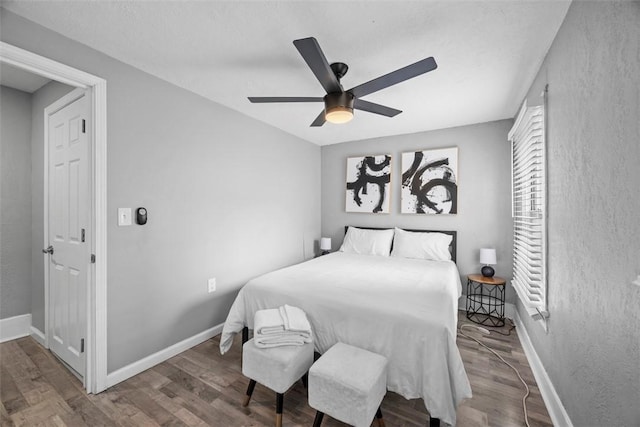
[254,332,311,349]
[254,308,285,336]
[252,305,312,348]
[279,304,312,335]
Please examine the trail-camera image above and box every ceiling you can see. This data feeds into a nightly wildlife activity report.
[1,1,571,146]
[0,62,50,93]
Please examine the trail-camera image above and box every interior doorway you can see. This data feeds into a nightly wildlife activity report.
[0,41,108,393]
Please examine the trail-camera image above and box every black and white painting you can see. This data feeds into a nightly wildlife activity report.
[401,147,458,214]
[345,154,391,213]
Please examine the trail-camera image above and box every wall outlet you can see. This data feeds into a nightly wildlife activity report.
[208,278,216,293]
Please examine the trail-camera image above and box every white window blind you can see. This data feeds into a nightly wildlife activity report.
[509,102,547,316]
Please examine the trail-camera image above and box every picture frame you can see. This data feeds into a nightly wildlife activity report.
[345,154,391,214]
[401,147,458,214]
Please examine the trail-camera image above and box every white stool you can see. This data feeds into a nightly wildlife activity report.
[242,338,314,427]
[309,342,388,427]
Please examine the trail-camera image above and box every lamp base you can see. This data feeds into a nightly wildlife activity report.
[321,250,330,256]
[481,265,495,278]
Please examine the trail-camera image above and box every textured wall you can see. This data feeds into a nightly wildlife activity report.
[0,86,33,319]
[1,10,321,373]
[516,1,640,425]
[321,120,515,303]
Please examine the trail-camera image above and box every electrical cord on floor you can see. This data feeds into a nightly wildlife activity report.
[484,318,516,336]
[458,322,531,427]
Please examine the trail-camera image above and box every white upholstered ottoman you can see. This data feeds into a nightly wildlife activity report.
[309,342,388,427]
[242,338,314,427]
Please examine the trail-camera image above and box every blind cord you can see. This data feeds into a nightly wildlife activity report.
[458,322,531,427]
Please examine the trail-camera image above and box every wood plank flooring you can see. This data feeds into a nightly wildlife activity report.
[1,313,552,426]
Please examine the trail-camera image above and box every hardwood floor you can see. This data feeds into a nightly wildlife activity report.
[1,313,552,426]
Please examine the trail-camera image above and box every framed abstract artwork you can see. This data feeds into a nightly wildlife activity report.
[345,154,391,213]
[401,147,458,214]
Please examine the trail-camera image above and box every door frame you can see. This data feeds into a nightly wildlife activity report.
[0,42,108,393]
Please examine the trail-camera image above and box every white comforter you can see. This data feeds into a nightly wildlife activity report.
[220,252,471,425]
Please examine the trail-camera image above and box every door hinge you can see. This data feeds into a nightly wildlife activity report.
[82,119,86,133]
[80,338,85,353]
[81,228,85,242]
[90,254,96,263]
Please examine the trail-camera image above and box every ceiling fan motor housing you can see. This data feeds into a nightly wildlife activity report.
[324,92,355,123]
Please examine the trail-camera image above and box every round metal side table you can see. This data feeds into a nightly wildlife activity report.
[466,274,506,327]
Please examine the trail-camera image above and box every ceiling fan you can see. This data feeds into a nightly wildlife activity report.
[248,37,438,127]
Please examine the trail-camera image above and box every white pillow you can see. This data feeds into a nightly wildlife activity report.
[339,227,394,257]
[391,228,452,261]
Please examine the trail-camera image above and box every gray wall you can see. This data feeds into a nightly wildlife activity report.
[1,10,321,372]
[321,120,515,303]
[516,1,640,425]
[0,85,33,319]
[29,81,76,330]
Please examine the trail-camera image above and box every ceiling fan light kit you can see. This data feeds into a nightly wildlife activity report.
[248,37,437,127]
[325,92,354,124]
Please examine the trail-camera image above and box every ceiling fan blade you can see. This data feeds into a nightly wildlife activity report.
[293,37,342,94]
[248,97,323,103]
[354,99,402,117]
[310,110,326,127]
[349,57,437,98]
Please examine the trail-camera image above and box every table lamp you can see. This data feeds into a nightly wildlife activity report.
[480,248,496,278]
[320,237,332,256]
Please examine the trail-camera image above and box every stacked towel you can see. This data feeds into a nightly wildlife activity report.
[253,304,312,349]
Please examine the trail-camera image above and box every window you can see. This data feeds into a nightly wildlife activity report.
[509,100,548,319]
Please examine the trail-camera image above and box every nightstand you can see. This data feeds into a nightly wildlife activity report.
[466,274,506,327]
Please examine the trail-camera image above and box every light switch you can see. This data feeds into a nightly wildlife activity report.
[118,208,132,226]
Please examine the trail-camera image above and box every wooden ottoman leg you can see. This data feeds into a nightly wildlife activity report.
[242,379,256,407]
[275,393,284,427]
[429,417,441,427]
[376,406,385,427]
[312,411,324,427]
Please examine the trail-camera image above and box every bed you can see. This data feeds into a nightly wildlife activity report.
[219,227,472,426]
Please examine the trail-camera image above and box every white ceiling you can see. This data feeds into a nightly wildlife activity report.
[0,62,51,93]
[2,1,571,146]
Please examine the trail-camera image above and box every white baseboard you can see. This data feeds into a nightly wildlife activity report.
[0,314,32,343]
[513,309,573,427]
[106,323,224,389]
[30,326,46,347]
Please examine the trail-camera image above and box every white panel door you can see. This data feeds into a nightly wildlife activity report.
[47,93,89,377]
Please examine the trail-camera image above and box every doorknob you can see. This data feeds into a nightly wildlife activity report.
[43,245,54,255]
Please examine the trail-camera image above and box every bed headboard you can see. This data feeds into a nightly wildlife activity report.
[344,226,457,263]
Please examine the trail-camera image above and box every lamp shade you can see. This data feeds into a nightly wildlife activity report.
[325,107,353,124]
[479,248,497,265]
[320,237,332,251]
